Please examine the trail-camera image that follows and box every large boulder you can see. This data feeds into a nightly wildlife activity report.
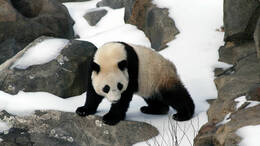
[96,0,126,9]
[0,110,158,146]
[254,16,260,59]
[224,0,260,42]
[0,0,74,64]
[194,41,260,146]
[0,36,96,98]
[84,9,108,26]
[124,0,179,50]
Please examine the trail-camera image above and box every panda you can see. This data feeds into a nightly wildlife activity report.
[76,42,195,125]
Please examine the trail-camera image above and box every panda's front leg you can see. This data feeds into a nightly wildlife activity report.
[102,91,133,125]
[76,91,103,117]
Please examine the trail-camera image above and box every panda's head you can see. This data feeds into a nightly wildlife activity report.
[91,42,129,103]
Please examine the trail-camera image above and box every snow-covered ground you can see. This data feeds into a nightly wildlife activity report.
[237,125,260,146]
[0,0,234,145]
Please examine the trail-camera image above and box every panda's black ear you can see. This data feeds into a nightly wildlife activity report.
[118,60,127,71]
[91,61,100,73]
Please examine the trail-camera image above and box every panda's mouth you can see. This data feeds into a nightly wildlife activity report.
[110,100,120,104]
[107,98,120,104]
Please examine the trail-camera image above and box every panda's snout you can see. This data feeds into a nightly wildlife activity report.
[107,91,121,103]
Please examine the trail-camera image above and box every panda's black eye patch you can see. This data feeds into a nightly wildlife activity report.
[117,82,123,90]
[118,60,127,71]
[92,62,100,73]
[103,85,110,93]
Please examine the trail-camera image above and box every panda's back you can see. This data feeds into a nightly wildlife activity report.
[129,44,180,98]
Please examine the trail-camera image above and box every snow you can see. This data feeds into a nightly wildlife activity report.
[247,101,260,108]
[0,0,228,145]
[216,113,231,126]
[237,125,260,146]
[0,91,85,116]
[0,120,9,134]
[235,96,260,110]
[11,38,69,69]
[235,96,247,110]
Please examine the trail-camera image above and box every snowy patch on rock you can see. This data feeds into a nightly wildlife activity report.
[235,96,260,110]
[12,38,69,69]
[0,120,10,134]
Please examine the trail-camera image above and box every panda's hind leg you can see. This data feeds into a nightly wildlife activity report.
[160,82,195,121]
[140,94,169,115]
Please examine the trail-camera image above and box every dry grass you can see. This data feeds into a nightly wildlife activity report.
[145,116,200,146]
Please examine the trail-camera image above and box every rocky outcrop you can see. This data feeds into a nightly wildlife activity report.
[194,41,260,146]
[194,0,260,145]
[0,0,74,64]
[84,9,108,26]
[124,0,179,50]
[0,36,96,98]
[96,0,126,9]
[254,17,260,59]
[224,0,260,42]
[0,110,158,146]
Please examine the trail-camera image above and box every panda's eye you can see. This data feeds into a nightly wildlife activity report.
[103,85,110,93]
[118,60,127,71]
[117,82,123,90]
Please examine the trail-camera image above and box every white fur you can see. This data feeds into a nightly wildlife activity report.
[129,44,179,98]
[91,43,129,103]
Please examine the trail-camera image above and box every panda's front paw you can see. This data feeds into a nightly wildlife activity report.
[102,113,122,125]
[76,106,95,117]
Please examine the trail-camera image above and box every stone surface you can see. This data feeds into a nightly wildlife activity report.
[0,0,74,64]
[96,0,126,9]
[254,16,260,59]
[224,0,260,42]
[0,39,20,65]
[58,0,90,2]
[84,9,108,26]
[194,41,260,146]
[0,36,97,98]
[124,0,179,50]
[0,110,158,146]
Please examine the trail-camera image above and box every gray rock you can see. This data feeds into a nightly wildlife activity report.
[254,16,260,59]
[124,0,179,51]
[84,9,108,26]
[96,0,126,9]
[0,0,74,64]
[194,41,260,146]
[0,36,97,98]
[224,0,260,42]
[0,39,20,64]
[0,110,158,146]
[58,0,90,2]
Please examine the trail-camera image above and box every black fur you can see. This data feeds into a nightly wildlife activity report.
[91,62,100,73]
[160,81,194,121]
[118,60,127,71]
[141,96,169,115]
[140,82,194,121]
[76,42,139,125]
[76,58,103,117]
